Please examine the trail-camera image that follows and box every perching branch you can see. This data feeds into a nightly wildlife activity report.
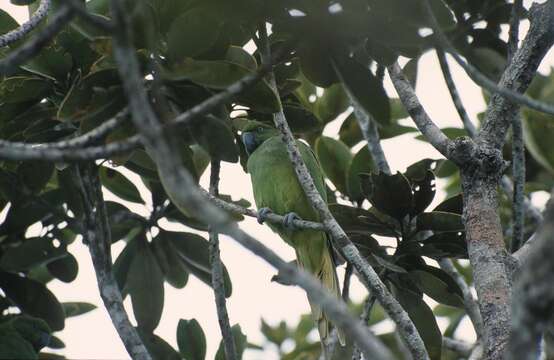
[0,0,51,48]
[208,160,237,360]
[258,26,429,360]
[424,0,554,125]
[439,259,484,338]
[0,5,75,75]
[107,4,394,357]
[73,163,151,360]
[508,189,554,360]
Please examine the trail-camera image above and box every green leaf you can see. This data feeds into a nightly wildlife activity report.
[46,253,78,283]
[164,231,233,297]
[333,58,390,125]
[168,7,222,60]
[416,211,464,232]
[392,284,442,360]
[21,42,73,81]
[0,237,67,272]
[17,161,54,194]
[523,110,554,174]
[0,329,37,360]
[189,115,239,163]
[215,324,247,360]
[105,201,144,242]
[261,319,289,346]
[163,59,280,113]
[113,236,140,295]
[315,136,352,194]
[346,146,375,202]
[433,194,463,214]
[329,204,397,237]
[409,270,464,308]
[283,104,322,134]
[138,328,181,360]
[177,319,206,360]
[298,44,337,88]
[0,77,51,104]
[62,302,97,318]
[127,239,164,331]
[315,84,349,124]
[99,166,144,204]
[224,46,257,71]
[360,172,413,220]
[0,9,19,35]
[404,166,436,216]
[0,272,65,331]
[152,235,189,289]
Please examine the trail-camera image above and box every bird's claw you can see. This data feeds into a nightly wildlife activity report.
[257,207,272,224]
[283,212,301,230]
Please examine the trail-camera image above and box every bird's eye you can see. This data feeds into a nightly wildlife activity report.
[257,127,264,133]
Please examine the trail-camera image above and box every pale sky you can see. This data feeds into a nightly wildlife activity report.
[1,1,553,359]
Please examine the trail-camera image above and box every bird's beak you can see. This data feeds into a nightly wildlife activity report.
[241,132,257,155]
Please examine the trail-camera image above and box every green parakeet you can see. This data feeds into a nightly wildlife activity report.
[241,123,345,346]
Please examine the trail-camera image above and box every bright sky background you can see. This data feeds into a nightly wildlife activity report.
[1,1,553,359]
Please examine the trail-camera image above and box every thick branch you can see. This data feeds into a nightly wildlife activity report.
[0,5,75,75]
[208,160,237,360]
[74,164,151,360]
[107,4,394,357]
[508,190,554,360]
[510,113,526,252]
[259,28,429,360]
[388,62,457,162]
[439,259,484,339]
[0,0,50,48]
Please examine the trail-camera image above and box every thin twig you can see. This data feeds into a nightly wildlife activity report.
[0,0,51,48]
[443,337,474,357]
[439,259,484,339]
[258,25,429,360]
[436,48,477,137]
[352,295,377,360]
[208,160,237,360]
[423,0,554,119]
[508,0,523,63]
[0,5,75,75]
[60,0,114,32]
[73,164,151,360]
[388,62,458,162]
[108,4,394,357]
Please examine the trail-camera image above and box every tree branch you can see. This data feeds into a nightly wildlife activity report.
[60,0,114,32]
[0,5,75,75]
[436,48,477,137]
[208,160,237,360]
[439,259,484,338]
[388,62,461,163]
[73,163,151,360]
[508,189,554,360]
[508,0,523,62]
[107,4,394,358]
[443,337,474,357]
[0,0,51,48]
[424,0,554,132]
[258,27,429,360]
[510,113,526,252]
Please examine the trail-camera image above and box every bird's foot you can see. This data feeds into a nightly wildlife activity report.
[283,212,301,230]
[257,207,273,224]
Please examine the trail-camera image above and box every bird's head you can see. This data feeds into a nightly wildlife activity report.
[240,121,279,155]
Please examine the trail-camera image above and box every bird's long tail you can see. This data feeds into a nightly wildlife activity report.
[296,245,346,348]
